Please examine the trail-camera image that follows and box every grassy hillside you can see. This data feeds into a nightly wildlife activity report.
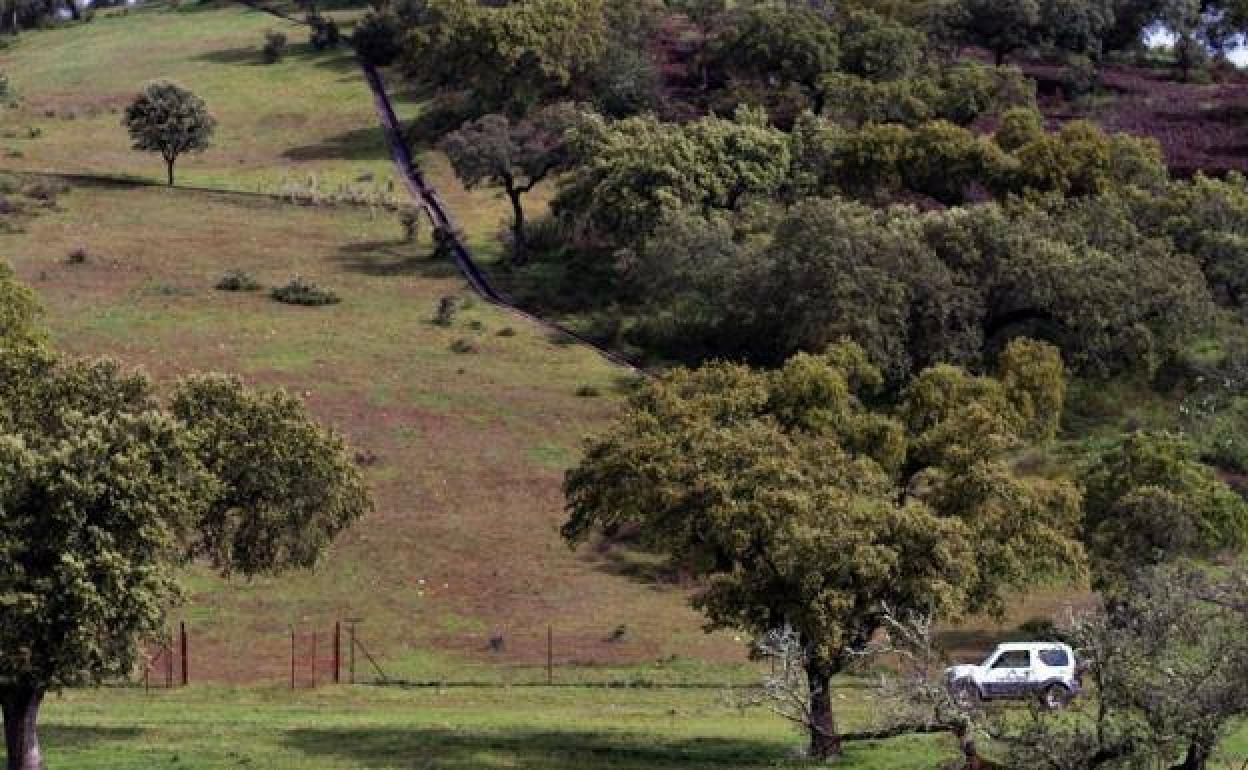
[0,3,760,684]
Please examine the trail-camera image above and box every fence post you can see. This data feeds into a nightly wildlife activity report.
[547,625,553,686]
[179,622,188,687]
[312,633,318,689]
[333,622,341,685]
[349,622,357,685]
[290,628,296,690]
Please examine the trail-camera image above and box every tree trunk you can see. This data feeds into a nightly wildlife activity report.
[1,687,45,770]
[65,0,79,21]
[166,158,176,187]
[805,662,841,759]
[506,187,527,267]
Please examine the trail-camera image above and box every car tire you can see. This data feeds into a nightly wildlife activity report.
[1042,683,1072,710]
[952,679,981,709]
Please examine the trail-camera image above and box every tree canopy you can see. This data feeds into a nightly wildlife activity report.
[0,340,371,769]
[564,339,1082,758]
[122,80,216,186]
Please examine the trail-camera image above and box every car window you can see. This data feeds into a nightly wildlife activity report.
[1039,648,1069,667]
[991,650,1031,669]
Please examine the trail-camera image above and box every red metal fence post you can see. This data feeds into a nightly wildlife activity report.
[179,622,188,687]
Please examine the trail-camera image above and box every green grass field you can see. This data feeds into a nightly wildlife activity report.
[32,685,955,769]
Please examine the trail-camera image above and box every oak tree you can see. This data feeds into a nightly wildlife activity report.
[122,80,216,187]
[563,340,1083,759]
[0,346,370,770]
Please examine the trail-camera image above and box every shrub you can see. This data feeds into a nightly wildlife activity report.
[399,207,421,242]
[1060,55,1099,100]
[576,384,602,398]
[497,327,516,337]
[27,126,41,139]
[433,296,457,326]
[262,30,288,64]
[352,11,403,66]
[449,337,478,354]
[271,276,340,306]
[66,246,88,264]
[215,269,261,292]
[0,72,8,99]
[308,14,340,51]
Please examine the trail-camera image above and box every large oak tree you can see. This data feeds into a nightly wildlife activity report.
[0,338,370,770]
[563,339,1083,758]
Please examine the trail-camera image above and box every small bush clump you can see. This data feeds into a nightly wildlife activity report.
[66,246,88,264]
[398,207,421,242]
[449,337,478,354]
[308,13,340,51]
[576,384,602,398]
[215,269,261,292]
[262,30,288,64]
[271,276,340,306]
[433,295,457,326]
[497,327,516,337]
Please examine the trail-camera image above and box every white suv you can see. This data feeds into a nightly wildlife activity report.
[945,642,1080,709]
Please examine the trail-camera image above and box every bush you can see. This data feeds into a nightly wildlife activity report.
[399,207,421,242]
[215,269,261,292]
[66,246,88,264]
[576,384,602,398]
[352,11,403,66]
[497,326,516,337]
[262,30,288,64]
[0,72,8,99]
[308,13,340,51]
[1060,55,1099,100]
[449,337,478,354]
[433,296,457,326]
[271,276,340,306]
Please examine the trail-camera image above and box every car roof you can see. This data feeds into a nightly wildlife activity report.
[993,641,1072,652]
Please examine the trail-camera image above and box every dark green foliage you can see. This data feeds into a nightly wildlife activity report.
[307,12,339,51]
[564,341,1081,756]
[433,295,457,326]
[352,11,404,66]
[837,9,925,81]
[555,106,790,244]
[214,269,260,292]
[169,375,371,576]
[270,276,340,306]
[449,337,478,354]
[706,5,840,112]
[0,261,44,349]
[122,80,215,186]
[1082,431,1248,593]
[622,192,1211,380]
[261,29,287,64]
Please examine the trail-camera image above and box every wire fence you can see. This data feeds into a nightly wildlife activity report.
[134,621,768,691]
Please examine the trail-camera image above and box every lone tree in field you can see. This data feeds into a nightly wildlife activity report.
[440,103,580,264]
[563,340,1083,759]
[122,80,216,186]
[0,344,370,770]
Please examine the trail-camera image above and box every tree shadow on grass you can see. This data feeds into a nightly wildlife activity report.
[283,125,392,163]
[285,726,791,769]
[40,725,145,750]
[192,46,267,66]
[333,240,461,279]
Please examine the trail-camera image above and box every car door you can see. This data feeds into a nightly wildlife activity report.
[982,650,1033,697]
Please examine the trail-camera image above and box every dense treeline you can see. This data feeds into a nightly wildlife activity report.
[361,0,1248,467]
